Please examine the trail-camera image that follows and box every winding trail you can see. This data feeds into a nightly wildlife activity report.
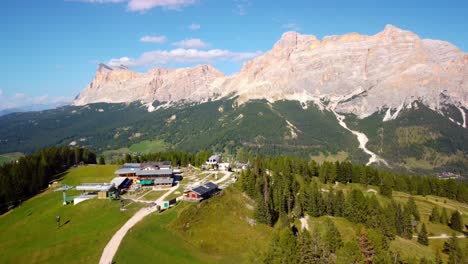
[99,171,234,264]
[412,234,466,239]
[99,184,179,264]
[214,171,232,184]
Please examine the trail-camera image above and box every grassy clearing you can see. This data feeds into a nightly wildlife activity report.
[0,165,141,264]
[306,216,358,241]
[316,181,466,236]
[140,190,168,201]
[115,187,273,264]
[393,191,468,235]
[58,164,120,186]
[128,140,169,154]
[0,152,24,164]
[102,148,129,163]
[310,151,349,164]
[316,182,467,262]
[390,236,439,263]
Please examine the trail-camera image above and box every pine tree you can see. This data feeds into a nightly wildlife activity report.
[401,206,414,239]
[310,226,323,262]
[449,211,463,232]
[417,223,429,246]
[345,189,368,223]
[297,230,314,264]
[124,153,132,163]
[358,229,375,264]
[334,190,345,217]
[441,208,449,225]
[380,173,393,198]
[420,257,429,264]
[429,206,440,223]
[444,233,463,264]
[336,241,364,264]
[277,228,297,264]
[322,218,343,257]
[406,197,420,221]
[263,230,280,264]
[326,190,335,216]
[435,249,443,264]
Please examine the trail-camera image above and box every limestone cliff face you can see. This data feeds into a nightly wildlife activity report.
[74,25,467,120]
[73,64,224,105]
[221,25,467,118]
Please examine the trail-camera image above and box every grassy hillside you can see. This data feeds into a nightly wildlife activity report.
[0,100,465,173]
[114,187,273,264]
[1,165,466,264]
[303,181,468,263]
[0,100,363,163]
[0,165,142,264]
[0,152,23,164]
[128,140,170,154]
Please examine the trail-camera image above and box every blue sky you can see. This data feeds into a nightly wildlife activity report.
[1,0,467,110]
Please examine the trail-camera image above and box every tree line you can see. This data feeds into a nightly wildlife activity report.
[238,156,467,263]
[0,146,96,214]
[117,150,212,167]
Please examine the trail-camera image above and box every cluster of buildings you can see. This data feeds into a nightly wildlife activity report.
[114,161,174,187]
[205,154,249,172]
[63,155,247,206]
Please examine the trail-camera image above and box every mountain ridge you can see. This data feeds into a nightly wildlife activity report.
[73,25,467,127]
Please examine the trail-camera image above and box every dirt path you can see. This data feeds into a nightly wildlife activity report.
[300,215,310,231]
[99,184,179,264]
[412,234,466,239]
[214,171,232,184]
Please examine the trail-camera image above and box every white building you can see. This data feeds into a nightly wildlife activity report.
[206,154,221,166]
[218,162,231,171]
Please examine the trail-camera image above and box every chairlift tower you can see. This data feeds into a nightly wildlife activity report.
[54,185,73,205]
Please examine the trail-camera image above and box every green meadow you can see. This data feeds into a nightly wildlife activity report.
[0,165,142,264]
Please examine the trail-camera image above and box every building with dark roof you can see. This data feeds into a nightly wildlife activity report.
[184,182,219,201]
[114,162,174,187]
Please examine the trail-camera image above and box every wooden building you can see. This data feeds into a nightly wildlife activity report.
[184,182,219,201]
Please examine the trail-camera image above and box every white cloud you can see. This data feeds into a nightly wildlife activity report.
[107,48,263,67]
[140,35,167,43]
[188,23,200,30]
[76,0,197,12]
[234,0,251,16]
[282,23,300,31]
[0,90,73,111]
[172,38,208,49]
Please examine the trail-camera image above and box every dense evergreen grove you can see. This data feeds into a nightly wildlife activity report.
[0,146,96,213]
[118,150,212,168]
[238,156,467,263]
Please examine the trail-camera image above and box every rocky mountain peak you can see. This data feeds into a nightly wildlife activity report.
[378,24,420,41]
[74,25,467,123]
[273,31,318,51]
[97,63,113,72]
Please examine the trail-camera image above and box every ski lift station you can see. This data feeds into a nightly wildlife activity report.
[58,176,132,205]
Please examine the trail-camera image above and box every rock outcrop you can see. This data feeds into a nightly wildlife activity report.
[74,25,467,120]
[73,64,224,105]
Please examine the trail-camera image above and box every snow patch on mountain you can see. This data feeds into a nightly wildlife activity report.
[459,107,467,128]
